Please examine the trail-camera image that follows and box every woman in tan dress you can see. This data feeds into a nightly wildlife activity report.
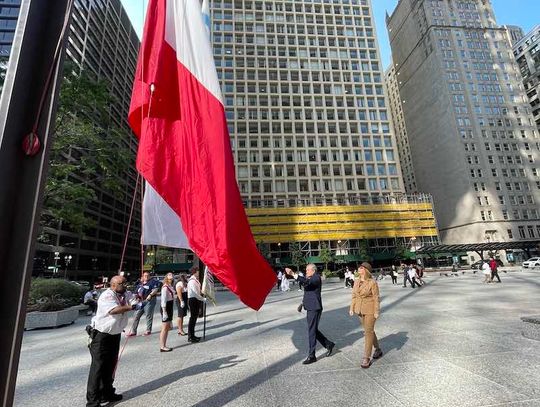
[349,262,383,368]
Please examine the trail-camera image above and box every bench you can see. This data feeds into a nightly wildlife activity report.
[521,316,540,341]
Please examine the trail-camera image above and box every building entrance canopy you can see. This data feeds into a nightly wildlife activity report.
[417,240,540,255]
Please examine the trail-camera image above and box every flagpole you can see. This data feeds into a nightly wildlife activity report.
[0,1,73,404]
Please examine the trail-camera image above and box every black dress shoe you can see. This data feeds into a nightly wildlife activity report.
[188,337,200,343]
[326,342,335,357]
[101,393,123,402]
[302,356,317,365]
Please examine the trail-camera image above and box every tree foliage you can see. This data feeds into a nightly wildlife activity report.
[290,242,306,272]
[42,66,132,233]
[0,56,8,94]
[393,241,408,260]
[358,239,370,261]
[319,242,334,272]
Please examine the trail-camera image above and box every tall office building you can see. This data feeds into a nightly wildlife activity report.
[385,64,417,194]
[386,0,540,245]
[513,25,540,131]
[0,0,18,57]
[32,0,141,276]
[0,0,20,95]
[504,25,525,46]
[210,0,439,262]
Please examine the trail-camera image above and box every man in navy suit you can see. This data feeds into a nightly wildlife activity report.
[285,264,335,364]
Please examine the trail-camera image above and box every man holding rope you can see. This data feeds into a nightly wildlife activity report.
[86,275,143,407]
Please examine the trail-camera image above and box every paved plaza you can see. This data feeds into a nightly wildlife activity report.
[14,270,540,407]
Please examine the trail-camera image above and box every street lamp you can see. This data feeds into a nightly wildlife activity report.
[53,251,60,277]
[64,254,73,280]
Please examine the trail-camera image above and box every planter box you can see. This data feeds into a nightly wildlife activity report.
[25,306,79,330]
[323,277,341,283]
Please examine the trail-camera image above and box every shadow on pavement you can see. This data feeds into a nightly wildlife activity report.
[379,331,409,353]
[203,319,278,341]
[122,355,245,401]
[193,288,423,406]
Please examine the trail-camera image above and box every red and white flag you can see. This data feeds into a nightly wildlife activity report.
[128,0,275,310]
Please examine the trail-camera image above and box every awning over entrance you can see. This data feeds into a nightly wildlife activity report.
[417,240,540,254]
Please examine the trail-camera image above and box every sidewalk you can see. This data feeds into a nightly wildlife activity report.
[14,270,540,407]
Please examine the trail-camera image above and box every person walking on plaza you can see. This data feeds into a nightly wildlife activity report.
[489,257,502,283]
[86,275,141,407]
[175,273,189,335]
[127,271,160,336]
[159,273,175,352]
[413,265,424,286]
[276,269,283,291]
[391,265,398,285]
[344,267,354,288]
[349,262,383,369]
[281,271,290,292]
[401,263,411,287]
[285,264,335,365]
[187,266,205,343]
[407,264,419,288]
[83,289,98,315]
[482,260,492,283]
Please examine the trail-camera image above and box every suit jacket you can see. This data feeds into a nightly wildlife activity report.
[297,273,323,311]
[350,279,380,316]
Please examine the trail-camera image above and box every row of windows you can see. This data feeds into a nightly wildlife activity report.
[508,225,540,240]
[227,107,388,121]
[234,149,397,164]
[238,177,401,194]
[236,163,399,178]
[213,1,369,13]
[230,121,391,135]
[468,155,535,165]
[214,11,371,26]
[478,194,536,206]
[233,135,394,148]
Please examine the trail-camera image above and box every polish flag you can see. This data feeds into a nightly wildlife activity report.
[128,0,275,310]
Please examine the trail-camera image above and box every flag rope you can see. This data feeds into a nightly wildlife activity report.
[113,0,151,379]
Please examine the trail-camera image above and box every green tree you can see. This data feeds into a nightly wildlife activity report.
[42,66,132,233]
[394,241,408,260]
[290,242,306,272]
[358,239,370,262]
[0,56,8,94]
[257,243,272,264]
[319,242,334,272]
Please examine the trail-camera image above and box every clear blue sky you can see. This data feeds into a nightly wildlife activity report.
[121,0,540,69]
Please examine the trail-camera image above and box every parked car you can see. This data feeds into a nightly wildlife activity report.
[523,257,540,269]
[470,259,503,269]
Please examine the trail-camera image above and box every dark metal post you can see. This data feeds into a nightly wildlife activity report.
[0,1,71,405]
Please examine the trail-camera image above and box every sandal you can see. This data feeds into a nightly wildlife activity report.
[160,347,173,352]
[178,331,186,336]
[361,358,372,369]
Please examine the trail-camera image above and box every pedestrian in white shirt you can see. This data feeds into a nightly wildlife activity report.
[159,273,176,352]
[407,266,419,288]
[277,270,283,291]
[281,272,290,291]
[187,267,205,343]
[481,261,492,283]
[86,275,141,407]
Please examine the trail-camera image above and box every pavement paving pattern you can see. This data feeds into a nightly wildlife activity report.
[14,270,540,407]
